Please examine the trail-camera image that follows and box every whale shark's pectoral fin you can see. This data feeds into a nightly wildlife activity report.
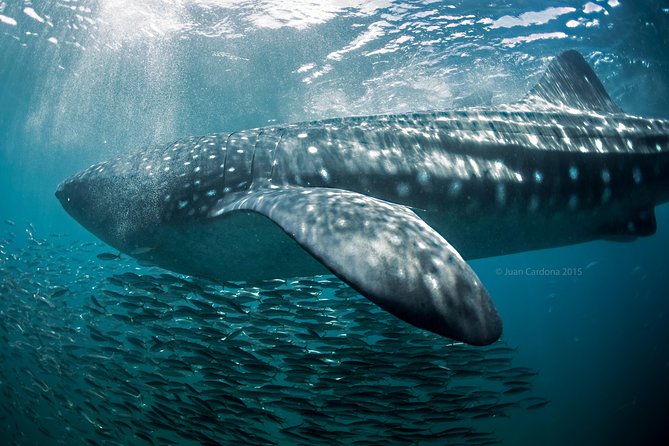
[217,187,502,345]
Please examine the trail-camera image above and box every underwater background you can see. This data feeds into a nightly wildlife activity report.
[1,1,668,445]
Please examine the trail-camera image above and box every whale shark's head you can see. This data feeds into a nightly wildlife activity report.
[55,134,243,256]
[55,153,168,253]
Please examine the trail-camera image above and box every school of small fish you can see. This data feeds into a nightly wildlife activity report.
[0,221,548,445]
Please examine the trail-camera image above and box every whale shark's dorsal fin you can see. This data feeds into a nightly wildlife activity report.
[522,50,622,113]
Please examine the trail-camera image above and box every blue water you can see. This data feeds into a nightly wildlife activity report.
[1,1,669,445]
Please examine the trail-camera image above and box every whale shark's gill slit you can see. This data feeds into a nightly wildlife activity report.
[249,130,263,190]
[227,132,257,194]
[221,132,233,193]
[253,128,283,190]
[269,128,285,182]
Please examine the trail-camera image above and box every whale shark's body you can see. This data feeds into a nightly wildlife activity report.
[57,51,669,345]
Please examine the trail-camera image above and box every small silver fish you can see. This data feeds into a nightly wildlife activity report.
[96,252,121,260]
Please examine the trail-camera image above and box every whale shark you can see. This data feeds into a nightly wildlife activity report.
[56,50,669,345]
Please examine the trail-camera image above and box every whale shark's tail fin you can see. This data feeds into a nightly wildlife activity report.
[218,187,502,346]
[522,50,622,113]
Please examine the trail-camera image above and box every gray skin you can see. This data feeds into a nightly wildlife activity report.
[56,51,669,346]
